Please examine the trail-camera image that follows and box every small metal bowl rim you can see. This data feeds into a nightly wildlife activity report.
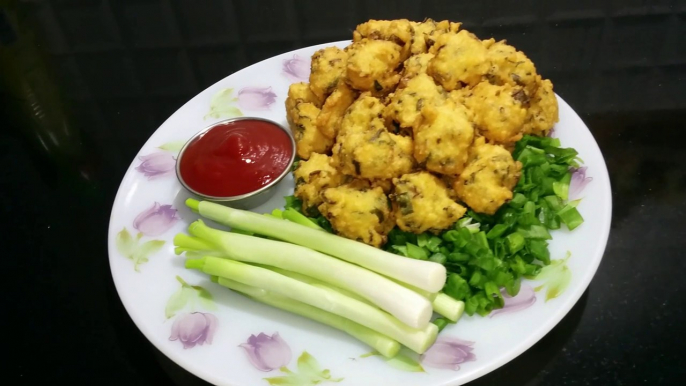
[175,116,296,203]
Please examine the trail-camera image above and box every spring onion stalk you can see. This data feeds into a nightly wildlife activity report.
[188,256,438,354]
[265,266,377,307]
[177,220,433,329]
[431,293,465,322]
[386,276,438,302]
[212,276,401,358]
[281,208,324,230]
[187,199,447,293]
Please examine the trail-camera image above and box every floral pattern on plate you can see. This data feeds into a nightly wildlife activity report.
[133,202,179,237]
[170,312,218,349]
[135,152,176,180]
[165,276,216,319]
[114,228,165,271]
[282,54,310,82]
[420,337,476,371]
[490,284,537,317]
[533,252,572,301]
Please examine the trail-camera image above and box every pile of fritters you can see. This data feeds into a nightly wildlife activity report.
[286,19,559,247]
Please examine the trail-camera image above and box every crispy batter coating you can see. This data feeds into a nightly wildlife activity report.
[294,153,345,214]
[448,87,472,105]
[413,100,474,176]
[523,77,559,136]
[290,102,333,159]
[286,82,322,126]
[353,19,414,60]
[309,47,347,100]
[316,82,357,139]
[346,39,403,94]
[454,137,522,215]
[398,53,434,89]
[384,73,446,132]
[410,19,461,54]
[319,180,394,247]
[339,93,386,136]
[465,82,527,145]
[429,30,489,90]
[332,125,415,180]
[392,172,466,234]
[486,40,538,96]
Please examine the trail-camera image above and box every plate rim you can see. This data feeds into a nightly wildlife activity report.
[107,41,613,386]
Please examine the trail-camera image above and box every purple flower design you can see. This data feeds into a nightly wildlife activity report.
[421,336,476,371]
[135,152,176,180]
[547,127,556,138]
[490,284,537,317]
[237,87,277,111]
[569,167,592,199]
[282,54,310,82]
[133,202,179,237]
[240,332,292,372]
[169,312,218,349]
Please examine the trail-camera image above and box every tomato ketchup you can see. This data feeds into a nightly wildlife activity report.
[179,119,293,197]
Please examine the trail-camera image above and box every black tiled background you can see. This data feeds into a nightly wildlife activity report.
[2,1,685,385]
[11,0,682,165]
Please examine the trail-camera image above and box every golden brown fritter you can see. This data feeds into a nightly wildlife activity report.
[332,125,415,180]
[370,178,393,194]
[290,102,333,159]
[318,180,394,247]
[465,82,527,145]
[316,82,357,139]
[486,40,538,96]
[454,137,522,215]
[294,153,345,214]
[384,73,446,133]
[353,19,414,60]
[286,82,322,126]
[346,39,403,95]
[448,87,472,105]
[339,93,386,136]
[410,19,461,54]
[428,30,489,90]
[523,77,559,136]
[414,100,474,176]
[392,172,466,234]
[398,53,434,89]
[309,47,347,100]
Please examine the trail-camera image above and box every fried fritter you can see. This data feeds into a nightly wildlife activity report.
[392,172,466,234]
[384,73,446,133]
[290,102,333,159]
[486,40,538,97]
[294,153,345,214]
[454,137,522,215]
[286,82,322,126]
[346,39,403,94]
[332,125,415,180]
[309,47,347,100]
[465,82,527,145]
[410,19,461,54]
[414,100,474,176]
[398,53,434,89]
[523,77,559,136]
[353,19,414,60]
[316,82,357,139]
[318,180,394,247]
[339,93,386,136]
[429,30,489,90]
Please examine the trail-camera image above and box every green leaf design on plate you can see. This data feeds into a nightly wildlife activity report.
[264,351,342,386]
[533,252,572,301]
[360,348,425,372]
[115,228,165,271]
[157,140,187,153]
[205,88,243,120]
[165,276,216,318]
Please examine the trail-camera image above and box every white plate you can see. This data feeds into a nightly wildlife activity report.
[108,41,612,386]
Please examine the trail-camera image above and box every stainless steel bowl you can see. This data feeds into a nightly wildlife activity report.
[175,117,296,209]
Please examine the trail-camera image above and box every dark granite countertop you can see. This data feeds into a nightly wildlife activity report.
[2,1,685,385]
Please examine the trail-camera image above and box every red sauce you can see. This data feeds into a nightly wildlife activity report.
[179,120,293,197]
